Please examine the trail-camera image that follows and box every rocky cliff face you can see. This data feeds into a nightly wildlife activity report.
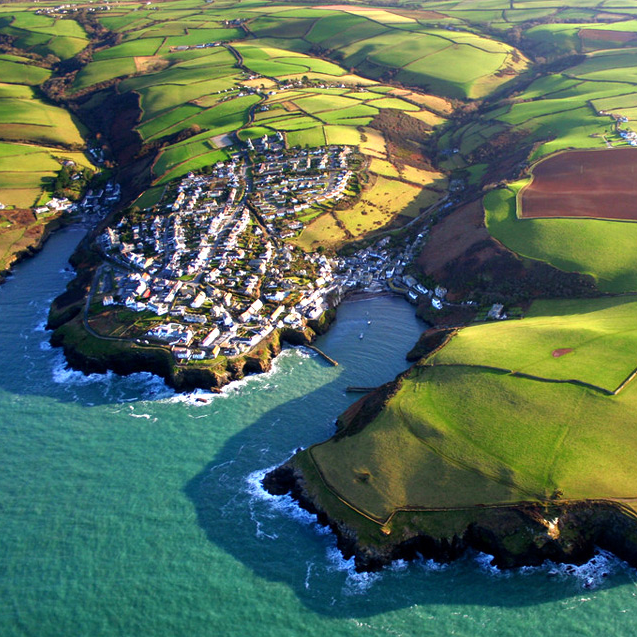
[49,310,333,393]
[264,461,637,572]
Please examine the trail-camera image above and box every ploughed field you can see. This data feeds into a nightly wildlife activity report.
[519,148,637,220]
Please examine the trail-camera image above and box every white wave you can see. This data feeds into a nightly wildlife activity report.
[245,465,318,528]
[52,354,113,387]
[542,550,618,589]
[34,319,48,333]
[304,562,314,589]
[50,351,173,402]
[165,347,307,406]
[166,387,226,406]
[128,407,154,421]
[417,556,449,572]
[325,545,382,594]
[388,559,409,572]
[476,549,619,589]
[39,340,52,351]
[473,552,511,578]
[247,464,383,592]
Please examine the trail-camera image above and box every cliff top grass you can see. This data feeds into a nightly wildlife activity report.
[301,341,637,529]
[430,296,637,393]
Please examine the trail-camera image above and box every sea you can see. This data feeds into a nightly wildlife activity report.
[2,226,637,637]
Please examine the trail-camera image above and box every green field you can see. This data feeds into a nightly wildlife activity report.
[484,186,637,293]
[432,296,637,393]
[11,0,637,554]
[0,59,50,86]
[0,12,88,60]
[73,58,137,91]
[300,302,637,525]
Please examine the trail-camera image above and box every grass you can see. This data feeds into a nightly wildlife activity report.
[286,126,326,148]
[323,125,362,146]
[0,83,33,100]
[317,104,378,123]
[138,104,203,141]
[400,165,447,188]
[358,128,386,158]
[0,98,86,148]
[134,186,165,210]
[93,38,165,60]
[155,148,230,185]
[137,75,238,121]
[153,138,219,178]
[294,94,360,114]
[369,158,400,178]
[484,185,637,293]
[73,58,137,91]
[304,349,637,524]
[431,296,637,393]
[0,60,50,85]
[305,13,365,43]
[295,212,347,251]
[366,97,420,111]
[334,175,442,238]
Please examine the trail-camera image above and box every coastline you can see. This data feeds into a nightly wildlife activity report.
[0,214,74,285]
[263,456,637,574]
[47,237,407,393]
[49,307,337,393]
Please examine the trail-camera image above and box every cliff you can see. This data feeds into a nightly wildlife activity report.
[264,461,637,573]
[0,213,69,285]
[49,306,334,393]
[263,336,637,572]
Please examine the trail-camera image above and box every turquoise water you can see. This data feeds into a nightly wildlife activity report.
[2,228,637,636]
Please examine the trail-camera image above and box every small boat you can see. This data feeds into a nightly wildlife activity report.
[359,333,364,339]
[367,320,372,325]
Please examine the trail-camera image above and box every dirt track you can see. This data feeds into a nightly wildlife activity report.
[520,148,637,221]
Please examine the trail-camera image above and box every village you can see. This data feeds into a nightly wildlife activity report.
[91,136,450,363]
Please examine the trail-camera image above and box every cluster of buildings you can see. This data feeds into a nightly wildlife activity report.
[34,2,111,14]
[618,124,637,146]
[33,178,120,224]
[248,137,355,237]
[91,134,460,363]
[95,142,352,361]
[339,232,447,309]
[598,111,637,146]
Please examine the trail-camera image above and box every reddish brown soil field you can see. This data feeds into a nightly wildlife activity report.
[417,200,491,276]
[520,148,637,220]
[579,29,637,44]
[552,348,574,358]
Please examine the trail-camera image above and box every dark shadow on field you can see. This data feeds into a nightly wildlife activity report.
[183,362,622,618]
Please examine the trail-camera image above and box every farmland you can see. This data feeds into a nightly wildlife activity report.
[0,11,88,60]
[67,7,458,214]
[294,294,637,540]
[300,361,637,524]
[431,296,637,393]
[519,148,637,220]
[0,56,90,209]
[9,0,637,568]
[485,185,637,293]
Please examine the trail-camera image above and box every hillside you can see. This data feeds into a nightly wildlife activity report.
[5,0,637,571]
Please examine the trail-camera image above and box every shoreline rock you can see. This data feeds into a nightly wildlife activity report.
[263,461,637,573]
[0,214,69,285]
[49,307,336,393]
